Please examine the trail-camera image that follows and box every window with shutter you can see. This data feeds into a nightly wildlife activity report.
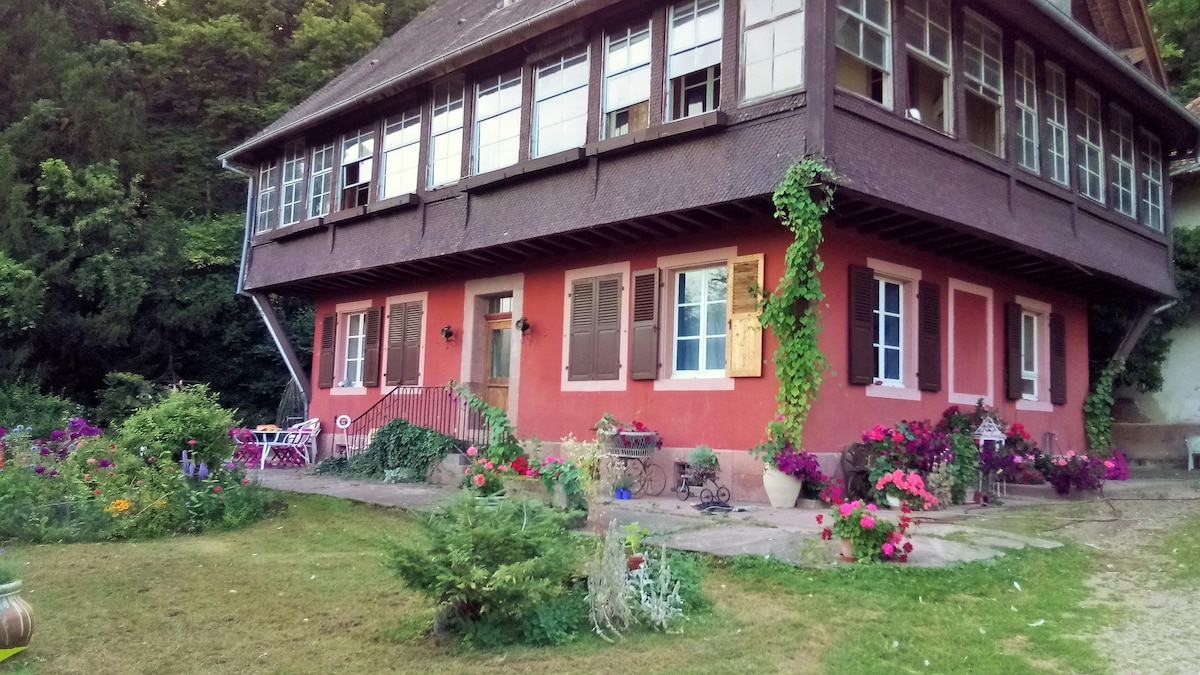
[917,280,941,392]
[318,314,337,389]
[568,275,622,381]
[362,307,382,387]
[847,265,876,385]
[630,269,660,380]
[850,260,927,400]
[1008,296,1053,407]
[1049,312,1066,405]
[386,301,424,386]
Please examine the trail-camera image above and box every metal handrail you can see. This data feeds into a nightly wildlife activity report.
[344,385,490,456]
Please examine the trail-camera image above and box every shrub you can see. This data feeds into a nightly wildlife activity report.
[117,385,237,466]
[384,496,585,647]
[0,380,83,437]
[344,418,464,481]
[94,371,160,428]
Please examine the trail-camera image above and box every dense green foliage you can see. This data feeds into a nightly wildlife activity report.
[339,417,465,481]
[0,381,83,437]
[117,385,238,465]
[0,1,430,420]
[1151,0,1200,103]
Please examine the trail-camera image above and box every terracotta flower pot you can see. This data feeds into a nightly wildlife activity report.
[839,538,857,563]
[762,465,802,508]
[0,580,34,651]
[627,555,645,571]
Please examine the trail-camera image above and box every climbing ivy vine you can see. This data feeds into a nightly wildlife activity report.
[761,158,835,447]
[1084,359,1124,452]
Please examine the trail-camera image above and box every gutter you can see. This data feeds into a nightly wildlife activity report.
[1108,300,1178,371]
[221,158,314,405]
[220,0,619,163]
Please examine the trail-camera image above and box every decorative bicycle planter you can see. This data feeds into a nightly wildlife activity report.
[675,463,730,503]
[600,431,666,497]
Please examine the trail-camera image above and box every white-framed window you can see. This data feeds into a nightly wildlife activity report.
[672,265,728,377]
[1012,295,1051,410]
[1045,63,1069,186]
[1140,130,1164,231]
[904,0,951,133]
[1013,42,1039,172]
[962,11,1003,156]
[380,108,421,199]
[1110,105,1136,218]
[668,0,723,121]
[474,70,523,174]
[874,276,904,386]
[308,142,335,219]
[280,147,304,227]
[429,82,464,188]
[603,21,652,139]
[340,126,375,210]
[1020,308,1038,399]
[342,311,368,388]
[255,159,278,234]
[835,0,891,106]
[1076,82,1105,203]
[741,0,804,102]
[533,48,589,158]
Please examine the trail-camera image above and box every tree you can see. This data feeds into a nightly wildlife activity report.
[1150,0,1200,103]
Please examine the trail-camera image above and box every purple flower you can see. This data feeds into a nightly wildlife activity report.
[33,465,45,474]
[198,463,209,480]
[50,429,66,442]
[0,427,6,436]
[224,462,236,471]
[40,447,50,455]
[49,470,58,477]
[98,458,113,468]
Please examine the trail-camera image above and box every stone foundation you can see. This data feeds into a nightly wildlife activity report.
[1111,423,1200,468]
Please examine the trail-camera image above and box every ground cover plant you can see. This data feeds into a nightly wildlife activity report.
[0,492,1128,675]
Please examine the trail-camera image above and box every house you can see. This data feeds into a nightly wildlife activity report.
[221,0,1199,499]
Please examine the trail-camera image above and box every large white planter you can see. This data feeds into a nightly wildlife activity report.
[762,466,803,508]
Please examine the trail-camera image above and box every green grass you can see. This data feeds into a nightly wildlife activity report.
[1159,510,1200,585]
[1,493,1115,674]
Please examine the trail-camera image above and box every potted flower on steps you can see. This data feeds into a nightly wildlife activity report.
[0,552,34,661]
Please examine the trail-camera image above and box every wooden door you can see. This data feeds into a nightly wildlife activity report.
[483,317,511,411]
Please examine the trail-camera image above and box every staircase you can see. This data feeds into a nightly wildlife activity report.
[344,385,491,456]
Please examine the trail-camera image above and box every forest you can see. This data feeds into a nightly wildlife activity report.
[0,0,1197,426]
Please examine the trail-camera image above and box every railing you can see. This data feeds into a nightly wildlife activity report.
[343,385,490,456]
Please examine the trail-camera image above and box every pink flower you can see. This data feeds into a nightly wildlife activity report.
[466,446,478,456]
[891,432,906,443]
[188,440,197,446]
[860,515,876,529]
[882,542,895,557]
[497,464,508,472]
[213,486,222,493]
[866,425,886,442]
[136,480,144,486]
[839,503,853,517]
[908,473,925,490]
[1066,450,1076,458]
[464,467,471,475]
[148,456,156,462]
[84,473,92,481]
[1104,460,1115,469]
[242,478,251,484]
[866,503,878,511]
[473,474,486,487]
[484,461,494,470]
[94,488,102,494]
[86,458,96,465]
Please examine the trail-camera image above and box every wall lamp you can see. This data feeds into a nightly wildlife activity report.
[515,317,530,333]
[440,325,454,341]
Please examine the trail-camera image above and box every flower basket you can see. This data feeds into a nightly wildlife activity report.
[600,430,659,457]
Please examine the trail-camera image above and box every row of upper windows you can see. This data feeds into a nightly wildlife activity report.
[836,0,1164,231]
[254,0,803,235]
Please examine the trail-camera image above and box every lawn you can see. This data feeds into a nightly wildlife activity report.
[2,493,1115,674]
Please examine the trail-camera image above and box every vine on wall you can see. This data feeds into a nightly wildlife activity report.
[1084,359,1124,452]
[761,158,835,447]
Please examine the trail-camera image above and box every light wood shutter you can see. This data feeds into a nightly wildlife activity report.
[726,254,764,377]
[630,268,660,380]
[568,278,597,381]
[1049,312,1067,405]
[317,314,337,389]
[1005,302,1023,400]
[847,265,876,385]
[594,276,622,380]
[917,280,941,392]
[361,307,383,387]
[385,301,423,386]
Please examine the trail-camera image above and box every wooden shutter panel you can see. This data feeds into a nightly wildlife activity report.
[401,301,422,386]
[1005,302,1023,400]
[847,265,876,385]
[1049,312,1067,405]
[727,254,764,377]
[630,268,660,380]
[594,276,622,380]
[917,280,941,392]
[317,314,337,389]
[360,306,382,387]
[568,278,597,381]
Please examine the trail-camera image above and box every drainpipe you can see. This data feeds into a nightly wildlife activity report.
[1108,299,1178,370]
[221,158,313,404]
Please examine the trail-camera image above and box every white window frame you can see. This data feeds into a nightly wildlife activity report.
[1076,82,1105,204]
[280,147,304,227]
[429,82,465,188]
[903,0,951,132]
[255,159,278,234]
[308,142,335,219]
[603,21,652,139]
[533,48,590,158]
[342,310,368,388]
[667,0,724,121]
[740,0,805,102]
[670,265,728,379]
[1140,130,1164,231]
[1045,62,1070,186]
[1110,105,1137,218]
[835,0,893,107]
[1014,295,1052,412]
[380,108,421,200]
[1020,309,1038,399]
[340,126,375,210]
[474,70,523,174]
[1013,42,1039,173]
[865,258,921,401]
[962,11,1004,156]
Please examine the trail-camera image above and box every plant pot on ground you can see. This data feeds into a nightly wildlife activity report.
[0,556,34,652]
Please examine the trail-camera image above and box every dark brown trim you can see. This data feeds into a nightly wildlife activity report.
[317,314,337,389]
[629,267,660,381]
[848,264,876,386]
[252,217,327,244]
[461,147,587,192]
[584,110,727,157]
[917,280,942,392]
[1049,311,1066,405]
[1005,302,1023,400]
[367,193,420,215]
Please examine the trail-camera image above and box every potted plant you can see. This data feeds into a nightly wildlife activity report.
[613,474,633,500]
[874,469,939,510]
[687,445,720,479]
[621,522,651,570]
[817,500,914,563]
[0,551,34,654]
[751,438,804,508]
[595,414,660,456]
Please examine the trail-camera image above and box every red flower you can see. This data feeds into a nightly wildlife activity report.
[815,514,824,524]
[213,486,223,493]
[898,554,908,563]
[900,505,912,514]
[93,488,101,494]
[820,528,832,540]
[902,542,913,553]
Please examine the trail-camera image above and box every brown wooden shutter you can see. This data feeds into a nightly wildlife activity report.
[917,280,941,392]
[1049,312,1067,405]
[568,278,597,381]
[630,268,660,380]
[727,254,764,377]
[847,265,876,385]
[1005,302,1023,400]
[317,314,337,389]
[361,306,382,387]
[385,301,423,386]
[594,276,622,380]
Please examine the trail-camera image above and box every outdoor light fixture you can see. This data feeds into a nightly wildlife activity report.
[440,325,454,341]
[515,317,530,333]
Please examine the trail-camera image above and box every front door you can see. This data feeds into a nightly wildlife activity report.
[483,316,511,411]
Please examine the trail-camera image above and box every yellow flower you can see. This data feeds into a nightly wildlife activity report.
[104,498,132,515]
